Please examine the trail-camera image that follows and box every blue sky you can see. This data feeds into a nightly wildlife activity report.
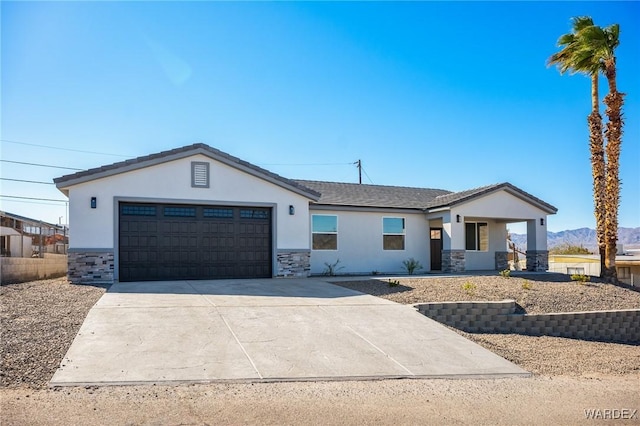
[2,1,639,233]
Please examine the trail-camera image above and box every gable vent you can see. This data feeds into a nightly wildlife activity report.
[191,162,210,188]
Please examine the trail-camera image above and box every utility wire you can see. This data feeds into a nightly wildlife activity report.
[257,162,354,166]
[0,195,67,203]
[0,159,83,171]
[0,198,66,207]
[361,166,374,184]
[0,139,132,158]
[1,178,55,185]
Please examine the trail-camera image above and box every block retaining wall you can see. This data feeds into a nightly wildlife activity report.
[415,300,639,344]
[1,254,67,284]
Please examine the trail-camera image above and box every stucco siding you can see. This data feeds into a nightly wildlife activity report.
[464,220,507,270]
[453,190,551,220]
[65,154,311,250]
[309,209,429,275]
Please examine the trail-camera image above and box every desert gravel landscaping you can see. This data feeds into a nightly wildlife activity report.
[332,274,640,314]
[1,276,638,425]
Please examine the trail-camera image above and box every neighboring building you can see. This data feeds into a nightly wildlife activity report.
[1,211,68,283]
[53,143,557,284]
[549,252,640,286]
[1,211,68,258]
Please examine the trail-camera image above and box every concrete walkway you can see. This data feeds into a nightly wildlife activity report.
[51,279,528,386]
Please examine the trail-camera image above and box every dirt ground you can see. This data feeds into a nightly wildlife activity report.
[1,276,638,425]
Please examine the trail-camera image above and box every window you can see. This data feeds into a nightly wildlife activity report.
[567,267,585,275]
[203,208,233,218]
[312,215,337,250]
[164,207,196,217]
[383,217,405,250]
[240,209,269,219]
[618,267,631,279]
[121,205,157,216]
[191,162,210,188]
[465,222,488,251]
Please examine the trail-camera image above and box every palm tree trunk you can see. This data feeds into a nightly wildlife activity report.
[587,74,606,277]
[603,59,624,283]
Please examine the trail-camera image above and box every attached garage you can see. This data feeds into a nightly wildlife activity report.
[54,144,319,284]
[119,202,272,281]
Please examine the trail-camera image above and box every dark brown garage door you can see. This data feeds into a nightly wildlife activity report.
[118,203,272,282]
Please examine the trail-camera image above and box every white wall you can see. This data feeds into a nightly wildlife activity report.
[426,189,552,271]
[8,235,33,258]
[65,154,311,250]
[309,209,429,275]
[464,220,507,270]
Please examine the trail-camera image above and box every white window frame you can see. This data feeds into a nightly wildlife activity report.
[465,221,488,252]
[311,214,338,251]
[382,217,406,251]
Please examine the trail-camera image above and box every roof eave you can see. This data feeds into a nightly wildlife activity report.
[427,184,557,215]
[54,145,321,201]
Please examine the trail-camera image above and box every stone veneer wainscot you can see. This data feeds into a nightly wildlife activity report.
[68,250,114,284]
[276,250,310,277]
[442,249,465,273]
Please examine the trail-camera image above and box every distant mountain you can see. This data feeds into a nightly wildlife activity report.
[510,227,640,252]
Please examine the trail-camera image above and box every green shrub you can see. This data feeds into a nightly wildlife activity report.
[499,269,511,278]
[571,274,590,283]
[522,280,533,290]
[461,281,477,296]
[550,244,592,255]
[402,258,423,275]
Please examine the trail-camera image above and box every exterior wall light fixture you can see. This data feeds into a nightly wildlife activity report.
[289,205,295,215]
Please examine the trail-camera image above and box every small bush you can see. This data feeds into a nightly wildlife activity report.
[402,258,423,275]
[522,280,532,290]
[388,279,400,287]
[499,269,511,278]
[461,281,477,296]
[323,259,344,276]
[571,274,590,283]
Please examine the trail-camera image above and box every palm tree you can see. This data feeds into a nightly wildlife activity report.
[548,17,606,277]
[549,17,624,283]
[578,23,623,282]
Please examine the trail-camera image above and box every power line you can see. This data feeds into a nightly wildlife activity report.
[0,159,83,171]
[0,195,67,203]
[1,178,55,185]
[361,166,374,184]
[257,162,354,166]
[0,198,66,207]
[0,139,132,158]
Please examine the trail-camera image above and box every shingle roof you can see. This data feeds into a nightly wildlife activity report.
[294,180,451,209]
[427,182,557,213]
[296,180,557,214]
[54,143,320,200]
[53,143,556,214]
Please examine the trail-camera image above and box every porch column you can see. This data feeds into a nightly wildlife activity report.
[526,218,549,272]
[441,212,465,273]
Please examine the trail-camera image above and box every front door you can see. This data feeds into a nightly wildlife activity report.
[430,228,443,271]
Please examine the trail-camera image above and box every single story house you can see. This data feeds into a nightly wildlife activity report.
[54,143,557,284]
[549,253,640,286]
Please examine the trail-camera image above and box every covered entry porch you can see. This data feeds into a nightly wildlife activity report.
[424,184,557,273]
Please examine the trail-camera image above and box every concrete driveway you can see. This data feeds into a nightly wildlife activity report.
[51,279,528,386]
